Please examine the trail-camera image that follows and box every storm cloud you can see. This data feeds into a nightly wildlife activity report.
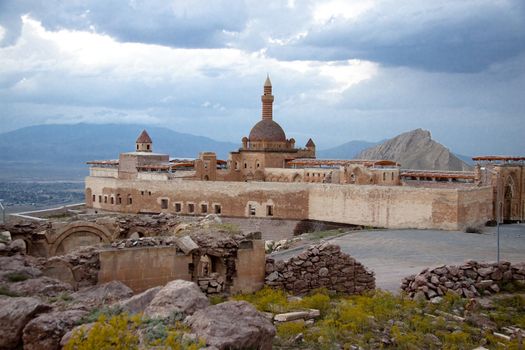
[0,0,524,155]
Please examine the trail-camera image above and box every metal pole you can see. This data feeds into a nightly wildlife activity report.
[497,217,500,263]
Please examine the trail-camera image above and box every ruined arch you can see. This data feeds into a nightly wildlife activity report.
[292,173,301,182]
[49,222,112,256]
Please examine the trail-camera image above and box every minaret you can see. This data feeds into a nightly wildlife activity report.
[261,75,274,120]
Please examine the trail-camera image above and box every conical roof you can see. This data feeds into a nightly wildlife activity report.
[306,138,316,147]
[136,129,152,143]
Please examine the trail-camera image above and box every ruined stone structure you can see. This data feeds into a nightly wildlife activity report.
[265,243,375,295]
[401,261,525,301]
[98,232,266,294]
[84,77,524,230]
[473,156,525,223]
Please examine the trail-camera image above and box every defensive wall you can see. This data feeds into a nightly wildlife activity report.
[86,176,493,231]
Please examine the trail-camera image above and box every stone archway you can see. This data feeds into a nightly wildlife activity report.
[49,222,112,256]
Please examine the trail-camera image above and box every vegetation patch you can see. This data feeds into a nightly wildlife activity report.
[0,285,18,297]
[5,271,31,282]
[65,313,205,350]
[235,287,524,349]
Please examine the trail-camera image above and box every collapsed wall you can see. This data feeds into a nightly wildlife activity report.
[265,243,375,295]
[401,261,525,300]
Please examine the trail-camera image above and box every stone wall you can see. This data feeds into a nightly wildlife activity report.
[86,176,492,231]
[401,261,525,300]
[264,243,375,295]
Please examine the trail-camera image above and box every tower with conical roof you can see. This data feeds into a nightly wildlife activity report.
[136,129,153,152]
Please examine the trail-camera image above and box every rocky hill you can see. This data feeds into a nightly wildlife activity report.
[356,129,472,171]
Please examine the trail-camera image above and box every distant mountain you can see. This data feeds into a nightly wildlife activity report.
[318,140,380,159]
[356,129,472,171]
[454,153,475,166]
[0,124,239,179]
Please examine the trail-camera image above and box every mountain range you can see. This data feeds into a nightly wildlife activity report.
[0,124,472,180]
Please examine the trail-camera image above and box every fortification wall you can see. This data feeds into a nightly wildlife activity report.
[308,184,492,230]
[98,246,193,292]
[86,177,492,230]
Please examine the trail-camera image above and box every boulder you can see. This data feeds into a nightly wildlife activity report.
[186,301,276,350]
[0,254,42,281]
[9,277,73,297]
[22,309,88,350]
[144,280,209,319]
[10,239,27,254]
[70,281,133,309]
[116,286,162,315]
[0,297,51,350]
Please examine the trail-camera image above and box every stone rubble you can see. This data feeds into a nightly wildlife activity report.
[265,242,375,295]
[401,261,525,300]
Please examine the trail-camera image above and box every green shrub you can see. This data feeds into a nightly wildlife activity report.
[209,294,226,305]
[5,272,31,282]
[276,320,306,340]
[233,286,290,313]
[294,290,331,316]
[0,285,18,297]
[64,314,141,350]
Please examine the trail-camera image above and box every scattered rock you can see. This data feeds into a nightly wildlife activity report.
[70,280,133,309]
[117,286,162,315]
[9,276,73,297]
[401,261,525,300]
[187,301,276,350]
[22,309,88,350]
[0,297,51,349]
[144,280,209,319]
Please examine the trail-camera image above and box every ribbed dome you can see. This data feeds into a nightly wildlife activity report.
[248,119,286,142]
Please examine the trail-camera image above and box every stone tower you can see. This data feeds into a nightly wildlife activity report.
[136,129,153,152]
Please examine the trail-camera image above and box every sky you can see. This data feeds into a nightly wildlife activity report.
[0,0,524,155]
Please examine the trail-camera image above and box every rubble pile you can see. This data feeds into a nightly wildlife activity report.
[44,246,101,288]
[401,261,525,300]
[265,243,375,295]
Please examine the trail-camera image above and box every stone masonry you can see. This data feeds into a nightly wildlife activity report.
[265,243,375,295]
[401,260,525,300]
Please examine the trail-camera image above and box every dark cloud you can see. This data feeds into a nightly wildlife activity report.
[0,0,248,47]
[272,1,525,73]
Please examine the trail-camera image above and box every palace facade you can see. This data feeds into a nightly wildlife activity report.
[85,77,525,230]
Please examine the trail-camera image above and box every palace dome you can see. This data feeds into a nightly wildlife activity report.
[248,119,286,142]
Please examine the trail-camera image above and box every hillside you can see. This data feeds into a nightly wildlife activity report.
[0,123,238,162]
[356,129,472,171]
[317,140,379,159]
[0,124,238,180]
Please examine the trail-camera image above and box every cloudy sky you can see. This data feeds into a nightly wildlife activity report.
[0,0,524,155]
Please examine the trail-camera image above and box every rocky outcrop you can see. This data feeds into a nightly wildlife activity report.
[401,261,525,300]
[70,281,133,309]
[116,286,162,315]
[265,243,375,295]
[143,280,209,319]
[9,276,73,297]
[22,309,87,350]
[357,128,471,171]
[0,297,51,350]
[186,301,276,350]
